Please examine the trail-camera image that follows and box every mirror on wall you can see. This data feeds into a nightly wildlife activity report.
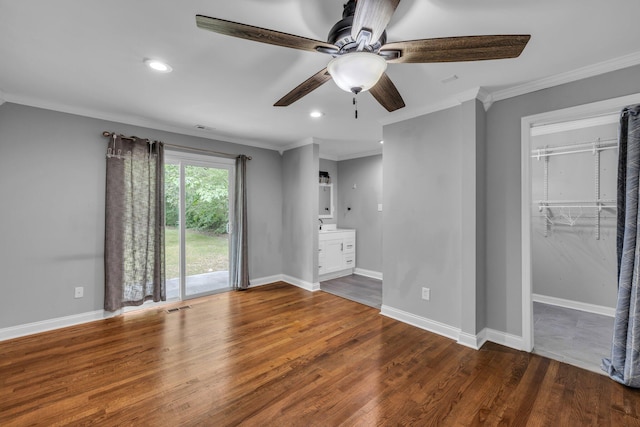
[319,183,333,218]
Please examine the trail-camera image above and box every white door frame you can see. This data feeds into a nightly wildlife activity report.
[520,93,640,352]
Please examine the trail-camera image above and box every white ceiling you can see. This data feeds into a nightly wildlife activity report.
[1,0,639,159]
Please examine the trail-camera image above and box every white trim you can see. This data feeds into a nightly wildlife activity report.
[531,114,618,136]
[493,51,640,103]
[282,275,320,292]
[521,92,640,354]
[249,274,284,288]
[318,269,354,282]
[0,310,117,342]
[380,305,526,352]
[337,149,383,161]
[281,137,316,154]
[457,331,483,350]
[1,92,279,152]
[380,305,460,342]
[521,113,534,352]
[164,150,236,165]
[379,86,491,127]
[533,294,615,317]
[482,328,525,351]
[378,97,464,126]
[354,268,383,280]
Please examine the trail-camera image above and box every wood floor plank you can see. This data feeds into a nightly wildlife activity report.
[2,282,640,426]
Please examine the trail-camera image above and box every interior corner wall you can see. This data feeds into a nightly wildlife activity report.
[475,100,487,333]
[0,103,284,329]
[459,99,487,336]
[337,154,383,273]
[282,143,319,284]
[383,106,463,328]
[485,63,640,337]
[319,158,338,226]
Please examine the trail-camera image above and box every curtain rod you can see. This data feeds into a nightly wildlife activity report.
[101,131,251,160]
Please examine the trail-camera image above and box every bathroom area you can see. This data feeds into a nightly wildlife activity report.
[317,155,383,308]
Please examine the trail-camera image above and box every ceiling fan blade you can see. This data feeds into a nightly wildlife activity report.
[351,0,401,46]
[274,68,332,107]
[369,72,405,112]
[196,15,337,54]
[382,35,531,63]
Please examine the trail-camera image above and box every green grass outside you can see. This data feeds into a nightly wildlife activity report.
[165,226,229,280]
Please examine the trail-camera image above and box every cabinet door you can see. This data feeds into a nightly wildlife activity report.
[323,238,344,273]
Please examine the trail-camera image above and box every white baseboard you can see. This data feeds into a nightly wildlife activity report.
[482,328,525,351]
[380,304,525,352]
[533,293,615,317]
[281,275,320,292]
[354,268,383,280]
[0,310,117,342]
[458,331,484,350]
[380,305,460,342]
[318,269,354,281]
[249,274,284,288]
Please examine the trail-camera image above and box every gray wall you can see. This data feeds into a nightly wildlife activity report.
[383,106,463,328]
[531,123,617,307]
[460,100,486,335]
[0,103,283,328]
[282,144,319,284]
[485,64,640,336]
[319,158,338,225]
[337,154,383,273]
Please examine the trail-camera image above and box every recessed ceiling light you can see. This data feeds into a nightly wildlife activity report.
[379,140,384,144]
[310,111,324,118]
[144,59,172,73]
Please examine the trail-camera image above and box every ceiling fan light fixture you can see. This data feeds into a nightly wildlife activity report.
[327,52,387,94]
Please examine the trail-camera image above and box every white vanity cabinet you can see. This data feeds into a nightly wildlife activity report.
[318,229,356,279]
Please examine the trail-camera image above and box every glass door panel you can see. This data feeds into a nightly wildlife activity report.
[183,165,231,297]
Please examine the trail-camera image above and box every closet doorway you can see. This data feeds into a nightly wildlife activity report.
[165,151,235,300]
[521,93,640,372]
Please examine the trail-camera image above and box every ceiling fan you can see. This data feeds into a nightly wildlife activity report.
[196,0,530,112]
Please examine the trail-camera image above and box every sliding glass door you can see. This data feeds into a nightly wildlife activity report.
[164,152,234,300]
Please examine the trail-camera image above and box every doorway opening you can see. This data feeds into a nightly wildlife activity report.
[521,93,640,372]
[165,151,235,300]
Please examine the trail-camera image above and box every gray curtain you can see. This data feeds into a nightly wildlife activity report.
[602,104,640,386]
[230,155,249,290]
[104,136,165,311]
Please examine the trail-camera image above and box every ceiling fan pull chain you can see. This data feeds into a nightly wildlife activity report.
[353,96,358,119]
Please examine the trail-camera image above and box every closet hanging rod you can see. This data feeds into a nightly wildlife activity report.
[531,145,618,158]
[538,205,615,209]
[102,131,251,160]
[538,199,615,204]
[534,138,617,151]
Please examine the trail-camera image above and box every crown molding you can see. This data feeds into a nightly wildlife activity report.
[491,50,640,104]
[337,148,382,161]
[378,86,491,127]
[280,136,316,154]
[378,97,462,126]
[1,92,283,153]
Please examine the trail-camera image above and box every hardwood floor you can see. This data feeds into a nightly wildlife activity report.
[2,282,640,426]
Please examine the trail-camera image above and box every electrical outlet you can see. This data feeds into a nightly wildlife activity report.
[74,286,84,299]
[421,287,430,301]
